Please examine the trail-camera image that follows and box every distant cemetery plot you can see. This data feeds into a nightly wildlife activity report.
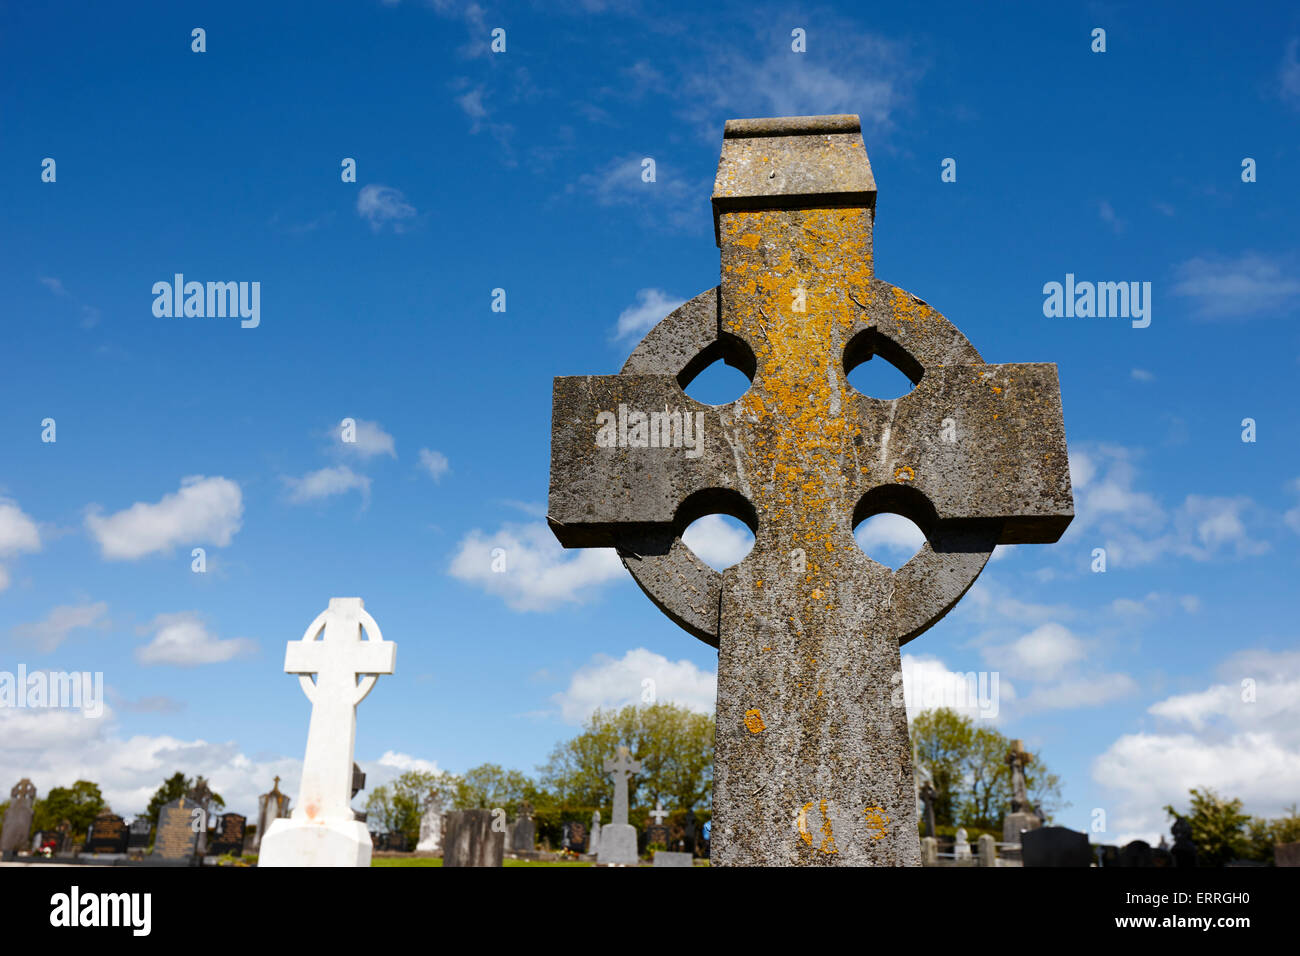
[1,779,37,856]
[85,811,129,855]
[210,813,247,857]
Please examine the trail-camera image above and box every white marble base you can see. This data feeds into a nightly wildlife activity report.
[258,816,373,867]
[596,823,638,865]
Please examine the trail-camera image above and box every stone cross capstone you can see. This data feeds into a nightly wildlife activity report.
[259,597,396,867]
[650,802,669,826]
[549,114,1073,866]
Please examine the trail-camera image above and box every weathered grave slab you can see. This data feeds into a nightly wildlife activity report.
[442,809,503,867]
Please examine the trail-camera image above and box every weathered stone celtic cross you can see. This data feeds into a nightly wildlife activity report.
[549,115,1072,865]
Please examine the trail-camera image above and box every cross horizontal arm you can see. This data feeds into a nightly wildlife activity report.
[549,375,738,548]
[283,639,395,676]
[857,362,1074,543]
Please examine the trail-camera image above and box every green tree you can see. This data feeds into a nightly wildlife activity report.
[1245,804,1300,864]
[145,772,190,828]
[365,770,455,845]
[1164,788,1252,867]
[32,780,105,835]
[911,708,1064,832]
[538,702,714,815]
[451,764,535,812]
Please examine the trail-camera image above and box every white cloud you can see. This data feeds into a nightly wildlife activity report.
[901,653,1013,723]
[854,513,926,567]
[448,520,626,611]
[1093,648,1300,840]
[550,647,716,724]
[681,514,753,570]
[335,418,396,460]
[570,155,700,230]
[375,750,443,774]
[418,448,450,481]
[0,498,41,589]
[1171,252,1300,319]
[1130,368,1155,382]
[12,602,109,653]
[1098,199,1124,233]
[1065,444,1268,567]
[1018,673,1138,712]
[612,288,686,342]
[135,612,256,667]
[85,476,243,560]
[989,622,1086,681]
[283,466,371,505]
[357,184,417,233]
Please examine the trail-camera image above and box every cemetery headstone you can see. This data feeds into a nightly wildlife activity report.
[1152,847,1174,867]
[548,113,1073,866]
[186,776,215,856]
[918,782,937,838]
[589,810,601,857]
[154,797,200,862]
[977,833,997,867]
[1002,740,1042,845]
[1119,840,1154,868]
[56,819,72,854]
[210,813,246,857]
[920,836,938,866]
[653,850,693,867]
[953,827,971,861]
[254,776,291,852]
[416,790,445,853]
[1,778,37,855]
[442,809,503,867]
[597,746,640,865]
[511,801,536,852]
[1275,841,1300,867]
[646,802,669,848]
[561,821,587,854]
[1099,844,1119,867]
[85,810,129,854]
[259,598,396,868]
[127,817,152,853]
[1021,826,1092,867]
[1171,815,1198,868]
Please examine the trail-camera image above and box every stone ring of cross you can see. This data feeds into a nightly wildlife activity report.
[593,277,1066,650]
[550,115,1071,653]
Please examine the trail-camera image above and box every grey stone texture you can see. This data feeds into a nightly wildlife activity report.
[442,809,504,867]
[653,850,694,867]
[548,114,1073,866]
[1,779,36,854]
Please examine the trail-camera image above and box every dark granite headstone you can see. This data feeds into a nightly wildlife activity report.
[55,819,72,854]
[560,821,587,853]
[379,831,408,852]
[1,779,37,854]
[1098,844,1120,868]
[1171,816,1198,868]
[1119,840,1154,867]
[645,824,670,847]
[85,811,129,854]
[1021,825,1092,867]
[154,797,200,860]
[209,813,246,856]
[1152,847,1174,867]
[127,817,152,852]
[442,809,503,867]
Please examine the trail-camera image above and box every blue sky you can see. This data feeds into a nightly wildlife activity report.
[2,0,1299,844]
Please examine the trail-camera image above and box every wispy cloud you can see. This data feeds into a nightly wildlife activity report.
[135,612,256,667]
[12,602,109,653]
[612,288,686,342]
[283,466,371,505]
[357,184,418,233]
[1171,252,1300,319]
